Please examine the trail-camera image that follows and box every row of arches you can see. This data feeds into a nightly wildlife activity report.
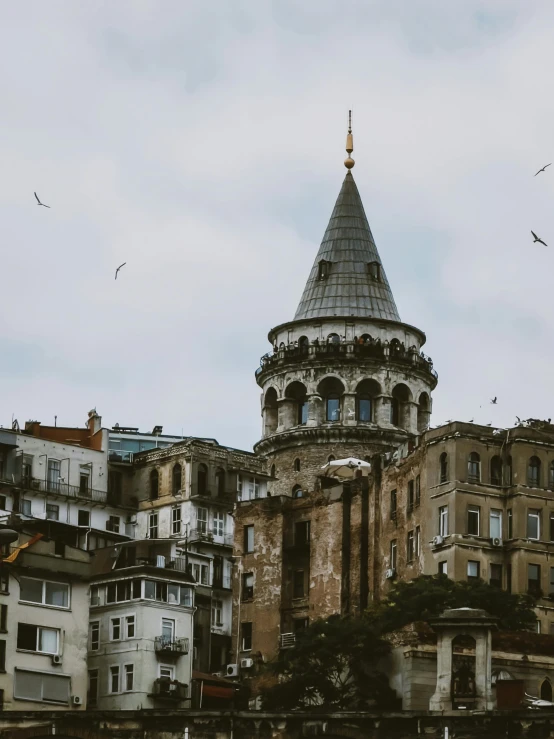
[148,463,228,500]
[439,451,554,488]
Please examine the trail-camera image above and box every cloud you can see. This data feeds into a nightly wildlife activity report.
[0,1,553,447]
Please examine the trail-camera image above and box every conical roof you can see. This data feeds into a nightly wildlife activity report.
[294,171,400,322]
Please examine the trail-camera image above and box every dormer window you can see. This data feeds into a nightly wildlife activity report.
[368,262,381,282]
[318,260,332,280]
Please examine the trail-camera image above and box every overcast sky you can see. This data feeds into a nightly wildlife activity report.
[1,1,553,450]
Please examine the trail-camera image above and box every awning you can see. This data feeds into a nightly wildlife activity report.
[201,685,236,700]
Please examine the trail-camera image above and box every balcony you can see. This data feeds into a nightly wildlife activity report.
[154,636,190,655]
[188,528,233,547]
[130,555,188,572]
[279,633,296,650]
[212,575,232,590]
[150,678,188,701]
[15,476,108,504]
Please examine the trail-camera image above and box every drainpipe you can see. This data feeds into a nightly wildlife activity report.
[234,556,243,667]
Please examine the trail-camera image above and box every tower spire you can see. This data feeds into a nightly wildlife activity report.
[345,109,355,170]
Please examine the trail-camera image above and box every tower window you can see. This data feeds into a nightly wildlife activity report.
[318,260,331,280]
[367,262,381,282]
[294,458,301,472]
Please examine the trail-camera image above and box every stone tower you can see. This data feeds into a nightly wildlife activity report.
[254,118,438,496]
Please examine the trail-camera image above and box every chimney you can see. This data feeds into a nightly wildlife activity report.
[87,409,102,435]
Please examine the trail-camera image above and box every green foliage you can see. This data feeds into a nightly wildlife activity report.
[372,575,537,632]
[260,614,396,711]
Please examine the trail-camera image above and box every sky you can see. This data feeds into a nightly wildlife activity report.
[1,0,553,450]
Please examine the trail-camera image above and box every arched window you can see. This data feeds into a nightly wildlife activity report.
[318,377,345,423]
[327,333,340,344]
[360,333,372,344]
[506,455,513,486]
[294,458,301,472]
[391,384,412,429]
[541,679,553,702]
[490,456,502,486]
[528,456,541,487]
[270,464,276,478]
[327,394,340,421]
[468,452,481,483]
[292,485,303,499]
[550,462,554,490]
[197,463,208,496]
[356,379,380,423]
[149,469,159,500]
[216,469,226,497]
[263,387,278,437]
[172,463,182,495]
[417,392,430,433]
[298,336,309,354]
[439,452,448,483]
[285,381,308,427]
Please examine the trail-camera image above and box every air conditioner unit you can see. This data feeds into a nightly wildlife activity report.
[211,671,225,678]
[126,514,137,524]
[72,695,82,706]
[51,654,62,665]
[226,663,239,677]
[491,537,503,547]
[432,535,444,547]
[385,568,395,580]
[241,658,254,669]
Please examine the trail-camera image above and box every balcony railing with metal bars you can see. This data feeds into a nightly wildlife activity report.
[15,476,108,503]
[154,636,189,655]
[188,528,233,546]
[150,678,188,700]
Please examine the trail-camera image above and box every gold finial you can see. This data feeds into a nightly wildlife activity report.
[344,109,355,169]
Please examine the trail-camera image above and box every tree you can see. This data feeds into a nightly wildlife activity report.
[260,615,396,711]
[372,575,536,632]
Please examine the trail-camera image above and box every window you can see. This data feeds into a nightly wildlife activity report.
[439,452,448,483]
[0,640,5,671]
[107,515,120,533]
[79,466,91,494]
[293,570,305,598]
[295,520,311,544]
[439,506,448,537]
[46,503,59,521]
[215,469,226,497]
[19,577,69,608]
[390,540,397,571]
[47,459,61,492]
[148,512,158,539]
[490,564,503,588]
[490,509,502,540]
[0,604,6,632]
[197,463,208,495]
[468,452,481,482]
[407,480,414,512]
[197,508,208,535]
[160,665,174,680]
[318,259,331,280]
[528,510,541,540]
[407,531,414,562]
[541,679,553,702]
[149,469,159,500]
[550,462,554,490]
[368,261,381,281]
[78,510,90,527]
[292,485,303,499]
[14,669,70,704]
[17,623,59,654]
[242,573,254,600]
[326,395,340,422]
[358,396,372,422]
[172,463,182,495]
[21,499,31,516]
[125,664,134,692]
[415,526,420,556]
[415,475,421,506]
[111,617,121,641]
[550,567,554,596]
[106,579,141,604]
[244,525,254,553]
[192,564,209,586]
[126,615,135,638]
[241,622,253,651]
[528,564,541,596]
[212,599,223,626]
[161,618,175,644]
[110,665,120,693]
[298,401,309,425]
[467,506,480,536]
[467,561,480,580]
[490,456,502,486]
[528,456,541,487]
[213,511,224,537]
[90,621,99,650]
[108,470,122,504]
[508,509,513,539]
[294,458,301,472]
[88,669,99,707]
[171,506,182,536]
[390,489,397,520]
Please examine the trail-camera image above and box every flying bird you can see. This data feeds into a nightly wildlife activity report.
[531,231,548,247]
[115,263,127,280]
[534,163,551,176]
[515,416,521,424]
[34,192,50,208]
[490,397,497,405]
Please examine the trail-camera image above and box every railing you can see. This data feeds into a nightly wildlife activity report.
[280,633,296,649]
[109,450,133,463]
[133,556,188,572]
[212,574,232,590]
[151,678,188,700]
[188,528,233,547]
[154,636,189,655]
[15,476,108,504]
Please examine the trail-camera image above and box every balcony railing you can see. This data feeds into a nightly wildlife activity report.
[15,476,107,504]
[280,633,296,650]
[212,574,232,590]
[151,678,188,700]
[131,555,188,572]
[109,450,134,464]
[154,636,190,655]
[188,528,233,547]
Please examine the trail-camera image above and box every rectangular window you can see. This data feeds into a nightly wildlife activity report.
[14,669,70,704]
[242,573,254,601]
[200,564,209,585]
[161,618,175,643]
[180,585,193,607]
[550,513,554,543]
[79,466,91,494]
[17,623,59,654]
[19,577,69,609]
[171,506,182,535]
[197,508,208,535]
[527,510,541,540]
[407,480,414,512]
[88,669,99,707]
[213,511,224,537]
[107,515,120,533]
[46,503,59,521]
[439,506,448,537]
[490,509,502,540]
[212,599,223,626]
[293,570,305,599]
[148,512,158,539]
[404,531,413,564]
[90,621,99,651]
[507,509,513,539]
[126,615,135,638]
[0,604,6,632]
[415,526,420,556]
[160,665,174,680]
[490,563,503,588]
[390,539,397,571]
[21,499,32,516]
[390,489,397,520]
[244,525,254,553]
[47,459,61,492]
[78,510,90,527]
[111,617,121,641]
[467,506,480,536]
[125,664,134,691]
[21,455,33,486]
[550,567,554,596]
[295,520,311,544]
[536,621,542,633]
[241,622,253,651]
[528,564,541,596]
[415,475,421,506]
[110,665,120,693]
[439,561,447,576]
[467,560,480,580]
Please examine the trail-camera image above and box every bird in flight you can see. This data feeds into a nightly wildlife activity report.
[490,397,497,404]
[531,230,548,246]
[115,263,127,280]
[34,192,50,208]
[534,163,551,176]
[515,416,521,424]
